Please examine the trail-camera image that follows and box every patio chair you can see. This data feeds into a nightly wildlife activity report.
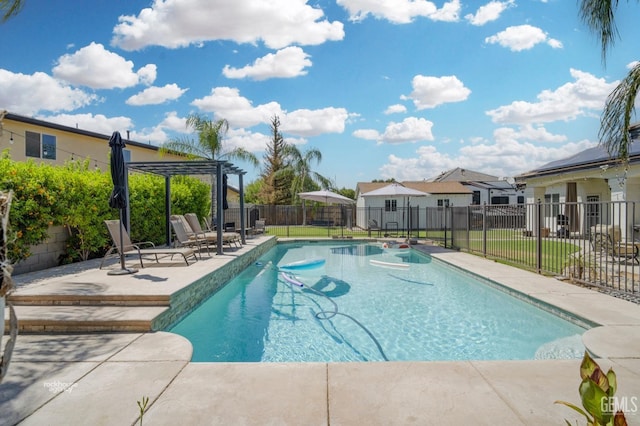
[254,219,266,235]
[183,213,241,248]
[170,218,210,258]
[590,225,639,264]
[367,219,381,237]
[100,220,197,269]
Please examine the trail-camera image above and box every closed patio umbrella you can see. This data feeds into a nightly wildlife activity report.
[108,131,137,275]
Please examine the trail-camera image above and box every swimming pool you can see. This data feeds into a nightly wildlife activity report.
[169,241,586,362]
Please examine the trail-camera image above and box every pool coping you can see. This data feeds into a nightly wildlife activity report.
[3,239,640,424]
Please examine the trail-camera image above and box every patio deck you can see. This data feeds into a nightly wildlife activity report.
[2,237,640,425]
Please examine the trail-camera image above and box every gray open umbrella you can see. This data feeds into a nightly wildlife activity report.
[108,131,137,275]
[299,190,355,236]
[361,183,428,237]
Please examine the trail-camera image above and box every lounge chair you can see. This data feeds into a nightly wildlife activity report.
[590,225,639,264]
[368,219,381,237]
[183,213,241,248]
[100,220,197,269]
[170,218,210,258]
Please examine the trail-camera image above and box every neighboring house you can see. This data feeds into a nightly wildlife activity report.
[355,181,472,230]
[515,123,640,237]
[428,167,523,205]
[0,111,240,199]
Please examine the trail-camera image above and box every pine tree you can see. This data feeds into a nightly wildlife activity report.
[259,115,292,204]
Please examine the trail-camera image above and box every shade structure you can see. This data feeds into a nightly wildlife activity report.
[361,183,428,238]
[298,190,355,205]
[107,131,136,275]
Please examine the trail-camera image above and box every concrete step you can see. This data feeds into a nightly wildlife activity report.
[8,293,170,306]
[4,305,168,333]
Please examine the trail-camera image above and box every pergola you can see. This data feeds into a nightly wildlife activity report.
[125,160,247,255]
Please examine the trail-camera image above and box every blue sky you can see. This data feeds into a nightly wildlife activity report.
[1,0,639,190]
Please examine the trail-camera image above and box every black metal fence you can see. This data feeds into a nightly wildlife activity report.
[224,201,640,296]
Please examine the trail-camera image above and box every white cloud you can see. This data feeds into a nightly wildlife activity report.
[384,104,407,114]
[353,129,381,141]
[465,0,514,26]
[112,0,344,51]
[52,42,156,89]
[486,68,618,125]
[485,24,563,51]
[192,87,282,128]
[126,83,188,106]
[226,128,273,153]
[382,117,434,143]
[402,75,471,110]
[191,86,350,137]
[222,47,312,80]
[337,0,460,24]
[0,70,97,115]
[281,108,349,137]
[41,113,134,136]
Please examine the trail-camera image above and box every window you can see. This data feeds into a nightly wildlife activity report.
[123,149,131,163]
[42,134,56,160]
[472,191,480,205]
[25,131,56,159]
[491,196,509,205]
[385,199,397,212]
[544,193,560,217]
[517,196,524,204]
[25,131,40,158]
[437,199,450,207]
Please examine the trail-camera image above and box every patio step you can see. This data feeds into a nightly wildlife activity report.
[8,293,170,307]
[4,305,168,333]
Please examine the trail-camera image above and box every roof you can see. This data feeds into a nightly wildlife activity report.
[517,123,640,180]
[356,181,471,196]
[403,181,472,194]
[429,167,499,182]
[127,160,246,176]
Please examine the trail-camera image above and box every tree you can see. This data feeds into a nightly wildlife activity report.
[160,113,259,223]
[579,0,640,162]
[259,115,291,204]
[282,144,331,204]
[0,0,23,22]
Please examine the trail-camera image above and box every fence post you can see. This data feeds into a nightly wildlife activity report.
[482,202,487,257]
[536,198,542,273]
[443,205,448,248]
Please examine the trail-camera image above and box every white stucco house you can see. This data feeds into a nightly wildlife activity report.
[429,167,524,205]
[515,123,640,238]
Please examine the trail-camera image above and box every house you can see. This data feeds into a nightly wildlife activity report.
[428,167,523,205]
[355,180,472,231]
[515,123,640,237]
[0,111,240,199]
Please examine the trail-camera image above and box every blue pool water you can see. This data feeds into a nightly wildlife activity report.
[169,242,586,362]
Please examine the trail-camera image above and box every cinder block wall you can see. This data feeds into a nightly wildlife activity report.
[13,226,68,275]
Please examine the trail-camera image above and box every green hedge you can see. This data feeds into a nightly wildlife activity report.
[0,151,210,265]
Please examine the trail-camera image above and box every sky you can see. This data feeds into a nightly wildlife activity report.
[1,0,639,191]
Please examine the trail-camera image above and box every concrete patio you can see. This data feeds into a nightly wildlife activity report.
[2,237,640,425]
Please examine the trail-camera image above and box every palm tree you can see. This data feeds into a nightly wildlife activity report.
[160,113,259,225]
[579,1,640,162]
[0,0,23,22]
[282,144,331,202]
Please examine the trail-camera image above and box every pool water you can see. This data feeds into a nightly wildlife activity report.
[169,242,586,362]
